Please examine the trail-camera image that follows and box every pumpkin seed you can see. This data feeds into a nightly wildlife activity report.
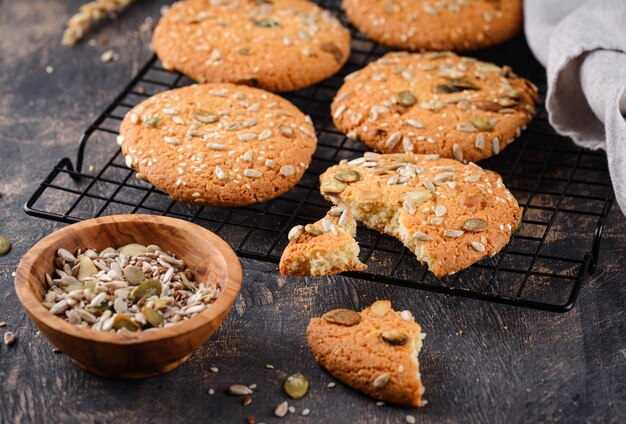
[193,109,217,123]
[254,18,279,28]
[0,236,10,256]
[462,218,488,232]
[403,190,433,206]
[304,224,323,236]
[320,180,347,194]
[123,265,145,285]
[179,272,196,292]
[470,118,493,132]
[434,79,479,94]
[381,330,408,346]
[130,279,162,303]
[474,100,501,112]
[370,300,391,317]
[288,225,305,241]
[142,306,164,327]
[323,309,361,326]
[117,243,148,257]
[321,41,343,63]
[476,62,501,73]
[112,315,140,331]
[394,90,417,107]
[76,256,98,280]
[284,373,309,399]
[145,116,159,127]
[334,169,361,183]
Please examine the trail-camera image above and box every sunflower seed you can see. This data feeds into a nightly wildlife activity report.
[385,132,402,148]
[3,332,15,346]
[288,225,304,241]
[470,241,486,252]
[373,373,390,388]
[229,385,253,396]
[492,137,501,154]
[444,229,464,238]
[413,231,432,241]
[275,401,289,418]
[405,119,424,129]
[279,165,295,177]
[305,224,323,236]
[452,144,463,162]
[164,136,181,146]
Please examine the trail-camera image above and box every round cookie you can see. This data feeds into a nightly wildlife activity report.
[331,51,538,163]
[319,152,522,277]
[152,0,351,92]
[118,83,317,206]
[343,0,522,52]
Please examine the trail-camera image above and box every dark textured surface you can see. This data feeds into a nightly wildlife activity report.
[0,1,625,423]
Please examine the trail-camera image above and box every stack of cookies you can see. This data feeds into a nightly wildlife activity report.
[115,0,537,407]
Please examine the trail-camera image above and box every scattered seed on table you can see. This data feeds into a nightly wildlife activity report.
[248,384,257,390]
[0,322,6,328]
[376,401,385,406]
[0,236,11,256]
[210,366,219,373]
[265,364,275,370]
[242,396,252,406]
[228,385,253,396]
[275,401,289,418]
[207,388,215,395]
[288,406,295,414]
[327,382,336,388]
[3,331,15,346]
[302,408,310,416]
[406,415,416,424]
[52,347,62,353]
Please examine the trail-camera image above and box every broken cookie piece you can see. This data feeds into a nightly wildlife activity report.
[307,301,426,407]
[319,152,522,277]
[279,207,367,276]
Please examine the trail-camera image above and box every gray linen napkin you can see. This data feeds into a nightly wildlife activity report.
[525,0,626,214]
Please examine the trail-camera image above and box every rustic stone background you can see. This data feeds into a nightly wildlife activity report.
[0,1,624,423]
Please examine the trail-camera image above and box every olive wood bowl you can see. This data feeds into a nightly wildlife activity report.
[15,214,242,379]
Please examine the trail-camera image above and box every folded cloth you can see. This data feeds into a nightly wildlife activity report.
[525,0,626,215]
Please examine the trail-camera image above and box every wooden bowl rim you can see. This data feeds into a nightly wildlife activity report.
[14,214,242,345]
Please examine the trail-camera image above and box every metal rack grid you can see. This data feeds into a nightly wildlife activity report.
[24,0,614,312]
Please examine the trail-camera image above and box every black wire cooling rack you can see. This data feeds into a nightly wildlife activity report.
[24,0,614,312]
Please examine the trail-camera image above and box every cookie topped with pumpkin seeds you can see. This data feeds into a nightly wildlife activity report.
[319,152,522,277]
[343,0,522,52]
[152,0,351,92]
[119,83,317,206]
[307,300,426,407]
[332,51,538,163]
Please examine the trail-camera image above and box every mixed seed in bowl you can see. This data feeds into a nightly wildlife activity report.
[42,244,221,332]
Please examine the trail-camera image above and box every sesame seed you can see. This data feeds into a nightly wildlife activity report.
[302,408,310,416]
[116,135,124,146]
[406,415,416,424]
[210,366,219,373]
[192,192,201,198]
[162,107,179,115]
[327,382,336,388]
[265,364,275,369]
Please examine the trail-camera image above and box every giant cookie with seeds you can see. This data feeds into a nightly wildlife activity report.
[153,0,351,92]
[119,83,317,206]
[343,0,522,52]
[319,152,522,277]
[307,301,426,407]
[332,52,538,163]
[279,207,367,276]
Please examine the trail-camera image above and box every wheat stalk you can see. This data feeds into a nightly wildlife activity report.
[62,0,137,46]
